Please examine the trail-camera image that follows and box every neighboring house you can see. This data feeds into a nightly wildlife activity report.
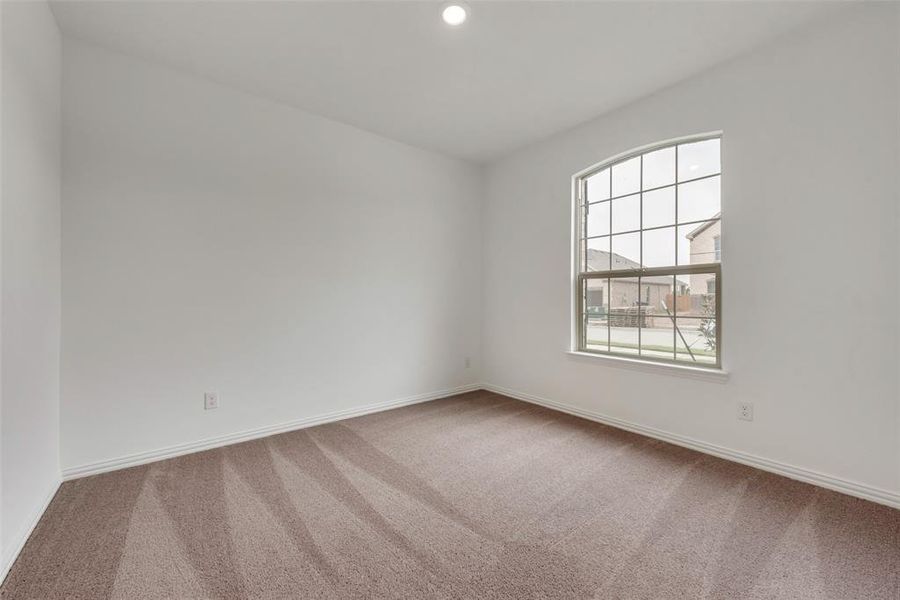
[586,249,688,320]
[686,216,721,297]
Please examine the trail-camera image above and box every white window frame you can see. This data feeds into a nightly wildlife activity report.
[570,132,723,371]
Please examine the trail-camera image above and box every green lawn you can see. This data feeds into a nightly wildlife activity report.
[586,339,715,358]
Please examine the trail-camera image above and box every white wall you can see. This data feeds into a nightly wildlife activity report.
[1,0,62,575]
[483,5,900,495]
[61,40,483,471]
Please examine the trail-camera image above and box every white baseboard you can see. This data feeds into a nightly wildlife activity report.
[1,476,62,585]
[483,383,900,510]
[62,383,481,481]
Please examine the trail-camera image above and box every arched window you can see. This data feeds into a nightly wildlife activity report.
[574,134,721,368]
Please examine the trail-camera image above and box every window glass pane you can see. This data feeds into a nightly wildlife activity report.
[642,187,675,229]
[641,227,675,268]
[641,316,674,360]
[677,273,716,317]
[611,232,640,267]
[586,169,610,202]
[639,275,675,363]
[586,236,610,272]
[678,138,720,182]
[611,193,640,234]
[584,278,608,351]
[609,279,639,355]
[586,201,610,238]
[678,220,720,265]
[678,175,720,224]
[672,276,690,316]
[642,147,675,190]
[676,272,717,317]
[643,274,675,314]
[612,156,641,197]
[675,317,717,364]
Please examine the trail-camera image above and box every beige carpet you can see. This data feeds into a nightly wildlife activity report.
[2,391,898,599]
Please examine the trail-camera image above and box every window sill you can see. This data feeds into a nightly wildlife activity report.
[565,350,730,383]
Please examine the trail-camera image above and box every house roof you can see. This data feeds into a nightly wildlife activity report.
[587,249,688,287]
[685,214,721,240]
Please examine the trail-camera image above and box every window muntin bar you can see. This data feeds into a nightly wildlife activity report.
[583,217,720,241]
[582,171,721,206]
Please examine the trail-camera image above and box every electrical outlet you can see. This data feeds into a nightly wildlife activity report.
[737,401,753,422]
[204,392,219,410]
[464,356,471,369]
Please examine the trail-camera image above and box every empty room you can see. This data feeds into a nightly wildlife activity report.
[1,1,898,598]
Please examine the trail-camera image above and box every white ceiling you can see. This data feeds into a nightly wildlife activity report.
[50,1,840,163]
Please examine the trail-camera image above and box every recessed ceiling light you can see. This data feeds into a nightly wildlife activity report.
[441,3,468,26]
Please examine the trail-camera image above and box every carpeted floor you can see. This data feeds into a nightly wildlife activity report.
[2,391,898,599]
